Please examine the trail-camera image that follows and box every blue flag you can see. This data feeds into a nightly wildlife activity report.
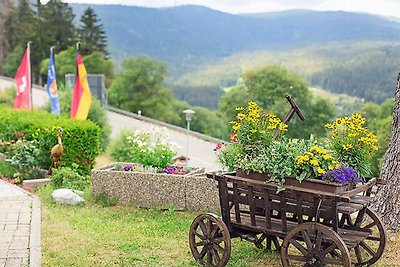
[46,48,61,114]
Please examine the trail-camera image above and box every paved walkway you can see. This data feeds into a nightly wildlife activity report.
[0,179,41,267]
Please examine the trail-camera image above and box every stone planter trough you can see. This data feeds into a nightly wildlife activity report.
[91,163,220,211]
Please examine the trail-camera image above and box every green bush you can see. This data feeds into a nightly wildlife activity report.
[0,139,44,180]
[42,88,111,152]
[0,106,100,175]
[0,86,15,107]
[108,130,133,162]
[50,165,90,191]
[109,129,176,168]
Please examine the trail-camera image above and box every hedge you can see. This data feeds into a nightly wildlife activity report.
[0,106,100,175]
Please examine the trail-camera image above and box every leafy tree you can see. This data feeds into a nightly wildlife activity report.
[41,0,76,52]
[108,56,179,123]
[0,0,14,75]
[78,6,108,57]
[3,45,24,77]
[218,65,334,139]
[40,47,114,86]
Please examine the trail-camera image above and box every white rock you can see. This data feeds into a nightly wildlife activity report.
[51,189,85,205]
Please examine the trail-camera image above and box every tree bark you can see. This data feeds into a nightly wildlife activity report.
[372,73,400,231]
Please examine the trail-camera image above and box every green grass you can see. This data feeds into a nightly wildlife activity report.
[36,185,281,267]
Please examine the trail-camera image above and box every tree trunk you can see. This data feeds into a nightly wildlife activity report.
[372,73,400,231]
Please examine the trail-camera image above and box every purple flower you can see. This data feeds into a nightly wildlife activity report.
[123,164,133,171]
[322,166,360,185]
[163,165,189,175]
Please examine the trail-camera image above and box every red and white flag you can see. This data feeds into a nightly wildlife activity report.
[13,46,32,110]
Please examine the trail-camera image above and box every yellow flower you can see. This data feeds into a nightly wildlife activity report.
[317,167,326,174]
[310,159,319,166]
[249,129,257,133]
[335,118,343,126]
[232,124,241,131]
[342,144,353,150]
[325,123,334,129]
[229,120,236,125]
[237,113,245,120]
[322,154,333,160]
[279,123,288,132]
[328,165,335,171]
[235,107,244,111]
[259,130,266,134]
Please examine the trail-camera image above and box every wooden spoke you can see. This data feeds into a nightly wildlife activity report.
[189,213,231,267]
[354,245,363,263]
[359,240,376,256]
[211,248,221,263]
[314,230,323,251]
[281,222,351,267]
[321,243,337,258]
[199,246,207,260]
[344,208,386,266]
[289,239,308,255]
[286,254,307,262]
[301,230,312,250]
[195,230,206,240]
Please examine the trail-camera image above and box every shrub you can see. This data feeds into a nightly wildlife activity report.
[108,130,132,162]
[50,165,90,191]
[43,88,111,152]
[0,106,100,175]
[0,139,44,180]
[109,129,176,168]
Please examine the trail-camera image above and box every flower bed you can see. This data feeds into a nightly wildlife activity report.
[91,163,219,211]
[216,101,378,192]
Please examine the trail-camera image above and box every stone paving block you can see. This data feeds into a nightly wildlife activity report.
[7,249,29,258]
[4,258,22,267]
[0,259,5,267]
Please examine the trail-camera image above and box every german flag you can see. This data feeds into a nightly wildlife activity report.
[70,55,92,120]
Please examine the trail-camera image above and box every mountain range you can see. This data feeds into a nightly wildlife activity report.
[71,4,400,106]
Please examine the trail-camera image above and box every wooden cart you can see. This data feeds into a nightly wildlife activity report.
[188,172,386,267]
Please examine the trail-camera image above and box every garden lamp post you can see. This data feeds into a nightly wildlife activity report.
[183,109,195,166]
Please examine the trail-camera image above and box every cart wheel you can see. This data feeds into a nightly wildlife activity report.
[253,233,281,251]
[189,213,231,267]
[281,222,351,267]
[345,208,387,266]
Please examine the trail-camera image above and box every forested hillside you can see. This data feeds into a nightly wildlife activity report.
[70,4,400,106]
[175,42,400,105]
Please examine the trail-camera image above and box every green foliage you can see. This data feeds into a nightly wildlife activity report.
[78,7,109,57]
[0,161,17,178]
[360,99,394,176]
[108,130,132,162]
[40,48,114,86]
[109,130,176,168]
[325,114,378,176]
[50,165,90,191]
[108,56,180,123]
[0,106,100,175]
[0,86,16,107]
[171,84,224,110]
[216,143,244,171]
[3,45,24,77]
[218,65,335,140]
[42,88,111,152]
[0,139,42,180]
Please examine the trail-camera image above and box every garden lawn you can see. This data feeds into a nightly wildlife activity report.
[37,185,399,267]
[37,185,278,267]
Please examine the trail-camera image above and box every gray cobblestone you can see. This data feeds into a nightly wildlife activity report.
[0,180,41,266]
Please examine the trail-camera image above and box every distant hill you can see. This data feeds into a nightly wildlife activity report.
[71,4,400,74]
[70,4,400,106]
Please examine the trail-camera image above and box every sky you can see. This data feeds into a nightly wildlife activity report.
[58,0,400,18]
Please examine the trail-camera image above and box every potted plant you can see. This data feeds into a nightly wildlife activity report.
[216,101,377,193]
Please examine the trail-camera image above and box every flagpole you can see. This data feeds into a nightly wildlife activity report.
[27,41,32,110]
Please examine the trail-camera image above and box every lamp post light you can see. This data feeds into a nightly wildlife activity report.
[183,109,195,166]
